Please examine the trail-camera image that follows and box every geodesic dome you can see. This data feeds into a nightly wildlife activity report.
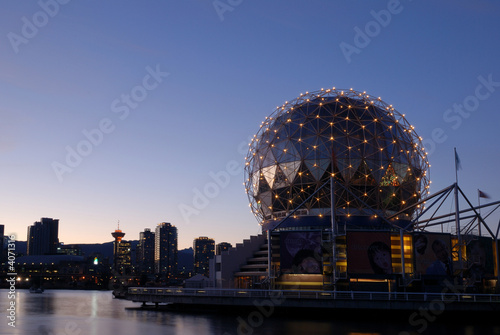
[244,88,430,227]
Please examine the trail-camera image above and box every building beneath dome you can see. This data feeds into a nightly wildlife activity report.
[209,87,499,294]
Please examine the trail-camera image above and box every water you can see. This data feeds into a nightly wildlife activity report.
[1,289,499,335]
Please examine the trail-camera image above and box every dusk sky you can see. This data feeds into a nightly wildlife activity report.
[1,1,500,249]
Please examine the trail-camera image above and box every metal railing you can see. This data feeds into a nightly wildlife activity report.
[127,287,500,303]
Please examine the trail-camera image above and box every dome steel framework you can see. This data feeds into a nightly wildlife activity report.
[244,88,431,226]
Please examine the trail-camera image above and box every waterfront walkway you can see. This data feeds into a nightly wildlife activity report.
[126,287,500,312]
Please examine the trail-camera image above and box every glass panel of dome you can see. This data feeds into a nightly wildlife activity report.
[380,164,400,187]
[281,141,300,163]
[314,142,332,160]
[366,159,388,183]
[261,165,277,189]
[304,159,330,181]
[273,166,289,189]
[280,161,301,183]
[336,158,360,182]
[258,174,270,193]
[295,162,316,184]
[299,137,320,160]
[251,172,260,196]
[298,121,316,139]
[393,162,409,183]
[262,149,276,168]
[270,140,287,162]
[259,191,273,213]
[281,121,299,138]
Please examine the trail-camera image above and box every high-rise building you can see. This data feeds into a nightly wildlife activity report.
[116,240,132,274]
[216,242,232,255]
[155,222,178,278]
[137,228,155,274]
[111,224,127,274]
[193,236,215,277]
[27,218,59,255]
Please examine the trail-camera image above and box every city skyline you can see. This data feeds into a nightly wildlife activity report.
[1,1,500,250]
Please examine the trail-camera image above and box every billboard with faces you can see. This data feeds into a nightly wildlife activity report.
[280,231,323,274]
[346,231,393,275]
[465,236,495,282]
[413,232,453,277]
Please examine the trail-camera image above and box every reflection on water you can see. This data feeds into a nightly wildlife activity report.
[0,289,499,335]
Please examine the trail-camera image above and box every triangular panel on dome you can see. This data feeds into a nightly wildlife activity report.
[350,160,377,186]
[280,160,301,183]
[258,190,273,213]
[305,159,330,181]
[336,158,361,182]
[295,161,317,184]
[392,162,409,183]
[365,157,388,183]
[273,166,288,189]
[261,165,277,189]
[314,141,333,159]
[251,172,260,196]
[270,140,287,162]
[262,149,277,168]
[299,121,316,139]
[380,164,400,187]
[257,172,271,194]
[281,141,300,163]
